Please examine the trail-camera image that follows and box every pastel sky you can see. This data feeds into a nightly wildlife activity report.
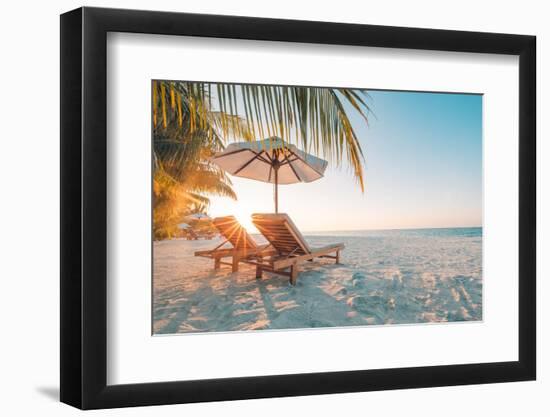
[208,88,482,232]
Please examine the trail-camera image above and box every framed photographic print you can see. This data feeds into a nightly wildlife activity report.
[60,6,536,409]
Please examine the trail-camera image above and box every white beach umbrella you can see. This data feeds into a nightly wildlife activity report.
[210,136,328,213]
[177,222,191,230]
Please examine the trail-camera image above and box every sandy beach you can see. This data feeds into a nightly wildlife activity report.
[153,228,482,334]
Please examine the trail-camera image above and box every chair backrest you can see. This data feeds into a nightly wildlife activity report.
[251,213,311,256]
[213,216,258,251]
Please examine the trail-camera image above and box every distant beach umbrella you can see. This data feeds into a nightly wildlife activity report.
[210,137,328,213]
[185,213,211,221]
[177,222,191,230]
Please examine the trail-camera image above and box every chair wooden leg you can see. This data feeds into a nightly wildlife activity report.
[335,250,340,264]
[255,265,263,279]
[232,256,239,272]
[214,257,221,270]
[289,264,299,285]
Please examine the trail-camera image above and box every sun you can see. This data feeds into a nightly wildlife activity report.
[208,197,260,233]
[232,207,259,234]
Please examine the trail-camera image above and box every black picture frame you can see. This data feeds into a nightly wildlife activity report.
[60,6,536,410]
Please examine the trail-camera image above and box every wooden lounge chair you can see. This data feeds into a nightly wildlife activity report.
[185,229,198,240]
[194,216,271,272]
[250,213,344,285]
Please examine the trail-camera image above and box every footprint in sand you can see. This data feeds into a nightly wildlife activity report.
[390,274,404,290]
[351,272,366,288]
[347,295,387,321]
[335,287,348,296]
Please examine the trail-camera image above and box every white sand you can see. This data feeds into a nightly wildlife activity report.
[153,230,482,334]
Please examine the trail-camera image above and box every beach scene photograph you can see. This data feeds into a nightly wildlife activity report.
[152,81,482,335]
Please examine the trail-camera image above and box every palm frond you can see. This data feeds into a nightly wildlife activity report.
[151,80,372,239]
[154,81,370,191]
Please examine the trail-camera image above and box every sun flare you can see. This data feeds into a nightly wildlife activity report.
[232,207,258,234]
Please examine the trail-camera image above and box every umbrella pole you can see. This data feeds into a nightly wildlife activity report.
[274,167,279,214]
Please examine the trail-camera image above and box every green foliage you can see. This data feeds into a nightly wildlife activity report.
[151,81,371,239]
[152,81,243,240]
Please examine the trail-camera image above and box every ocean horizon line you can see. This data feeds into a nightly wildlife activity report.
[249,225,483,235]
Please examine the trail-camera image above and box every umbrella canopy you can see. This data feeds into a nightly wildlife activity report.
[211,137,328,213]
[177,222,191,230]
[185,213,211,221]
